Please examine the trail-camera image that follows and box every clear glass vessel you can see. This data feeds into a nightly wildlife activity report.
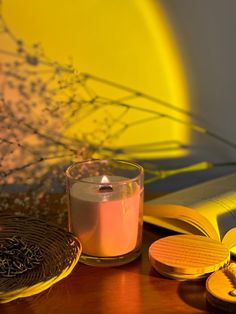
[66,159,144,266]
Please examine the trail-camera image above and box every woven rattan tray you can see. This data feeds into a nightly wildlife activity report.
[0,214,81,303]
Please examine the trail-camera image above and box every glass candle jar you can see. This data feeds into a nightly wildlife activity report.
[66,159,144,266]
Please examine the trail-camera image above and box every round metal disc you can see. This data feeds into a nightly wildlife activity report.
[149,234,230,280]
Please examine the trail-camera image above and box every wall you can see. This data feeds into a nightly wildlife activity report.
[160,0,236,162]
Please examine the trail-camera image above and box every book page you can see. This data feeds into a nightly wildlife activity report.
[144,172,236,241]
[144,203,219,240]
[192,191,236,242]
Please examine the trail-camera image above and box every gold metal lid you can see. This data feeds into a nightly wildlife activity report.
[206,264,236,312]
[149,234,230,280]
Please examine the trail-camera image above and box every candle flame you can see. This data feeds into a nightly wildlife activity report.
[99,175,113,192]
[101,175,110,184]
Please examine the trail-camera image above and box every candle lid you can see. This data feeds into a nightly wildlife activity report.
[206,264,236,312]
[149,234,230,280]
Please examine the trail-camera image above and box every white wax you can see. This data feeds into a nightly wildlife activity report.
[68,176,143,257]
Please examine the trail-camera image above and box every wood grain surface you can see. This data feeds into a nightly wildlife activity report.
[149,235,230,280]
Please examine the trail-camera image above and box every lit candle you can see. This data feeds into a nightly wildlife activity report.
[68,175,143,257]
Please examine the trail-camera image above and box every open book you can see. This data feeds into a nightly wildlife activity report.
[144,172,236,255]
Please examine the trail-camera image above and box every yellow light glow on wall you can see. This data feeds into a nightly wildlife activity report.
[2,0,190,159]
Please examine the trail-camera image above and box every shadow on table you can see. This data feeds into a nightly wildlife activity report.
[178,280,207,312]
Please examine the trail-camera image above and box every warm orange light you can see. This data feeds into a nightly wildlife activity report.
[2,0,190,159]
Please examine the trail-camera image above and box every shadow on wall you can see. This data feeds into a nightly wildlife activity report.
[1,0,236,199]
[160,0,236,162]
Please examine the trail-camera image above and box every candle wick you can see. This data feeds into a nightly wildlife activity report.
[98,185,113,192]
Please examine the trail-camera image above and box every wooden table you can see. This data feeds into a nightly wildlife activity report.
[0,193,211,314]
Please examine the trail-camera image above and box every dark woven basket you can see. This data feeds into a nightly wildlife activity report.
[0,214,81,303]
